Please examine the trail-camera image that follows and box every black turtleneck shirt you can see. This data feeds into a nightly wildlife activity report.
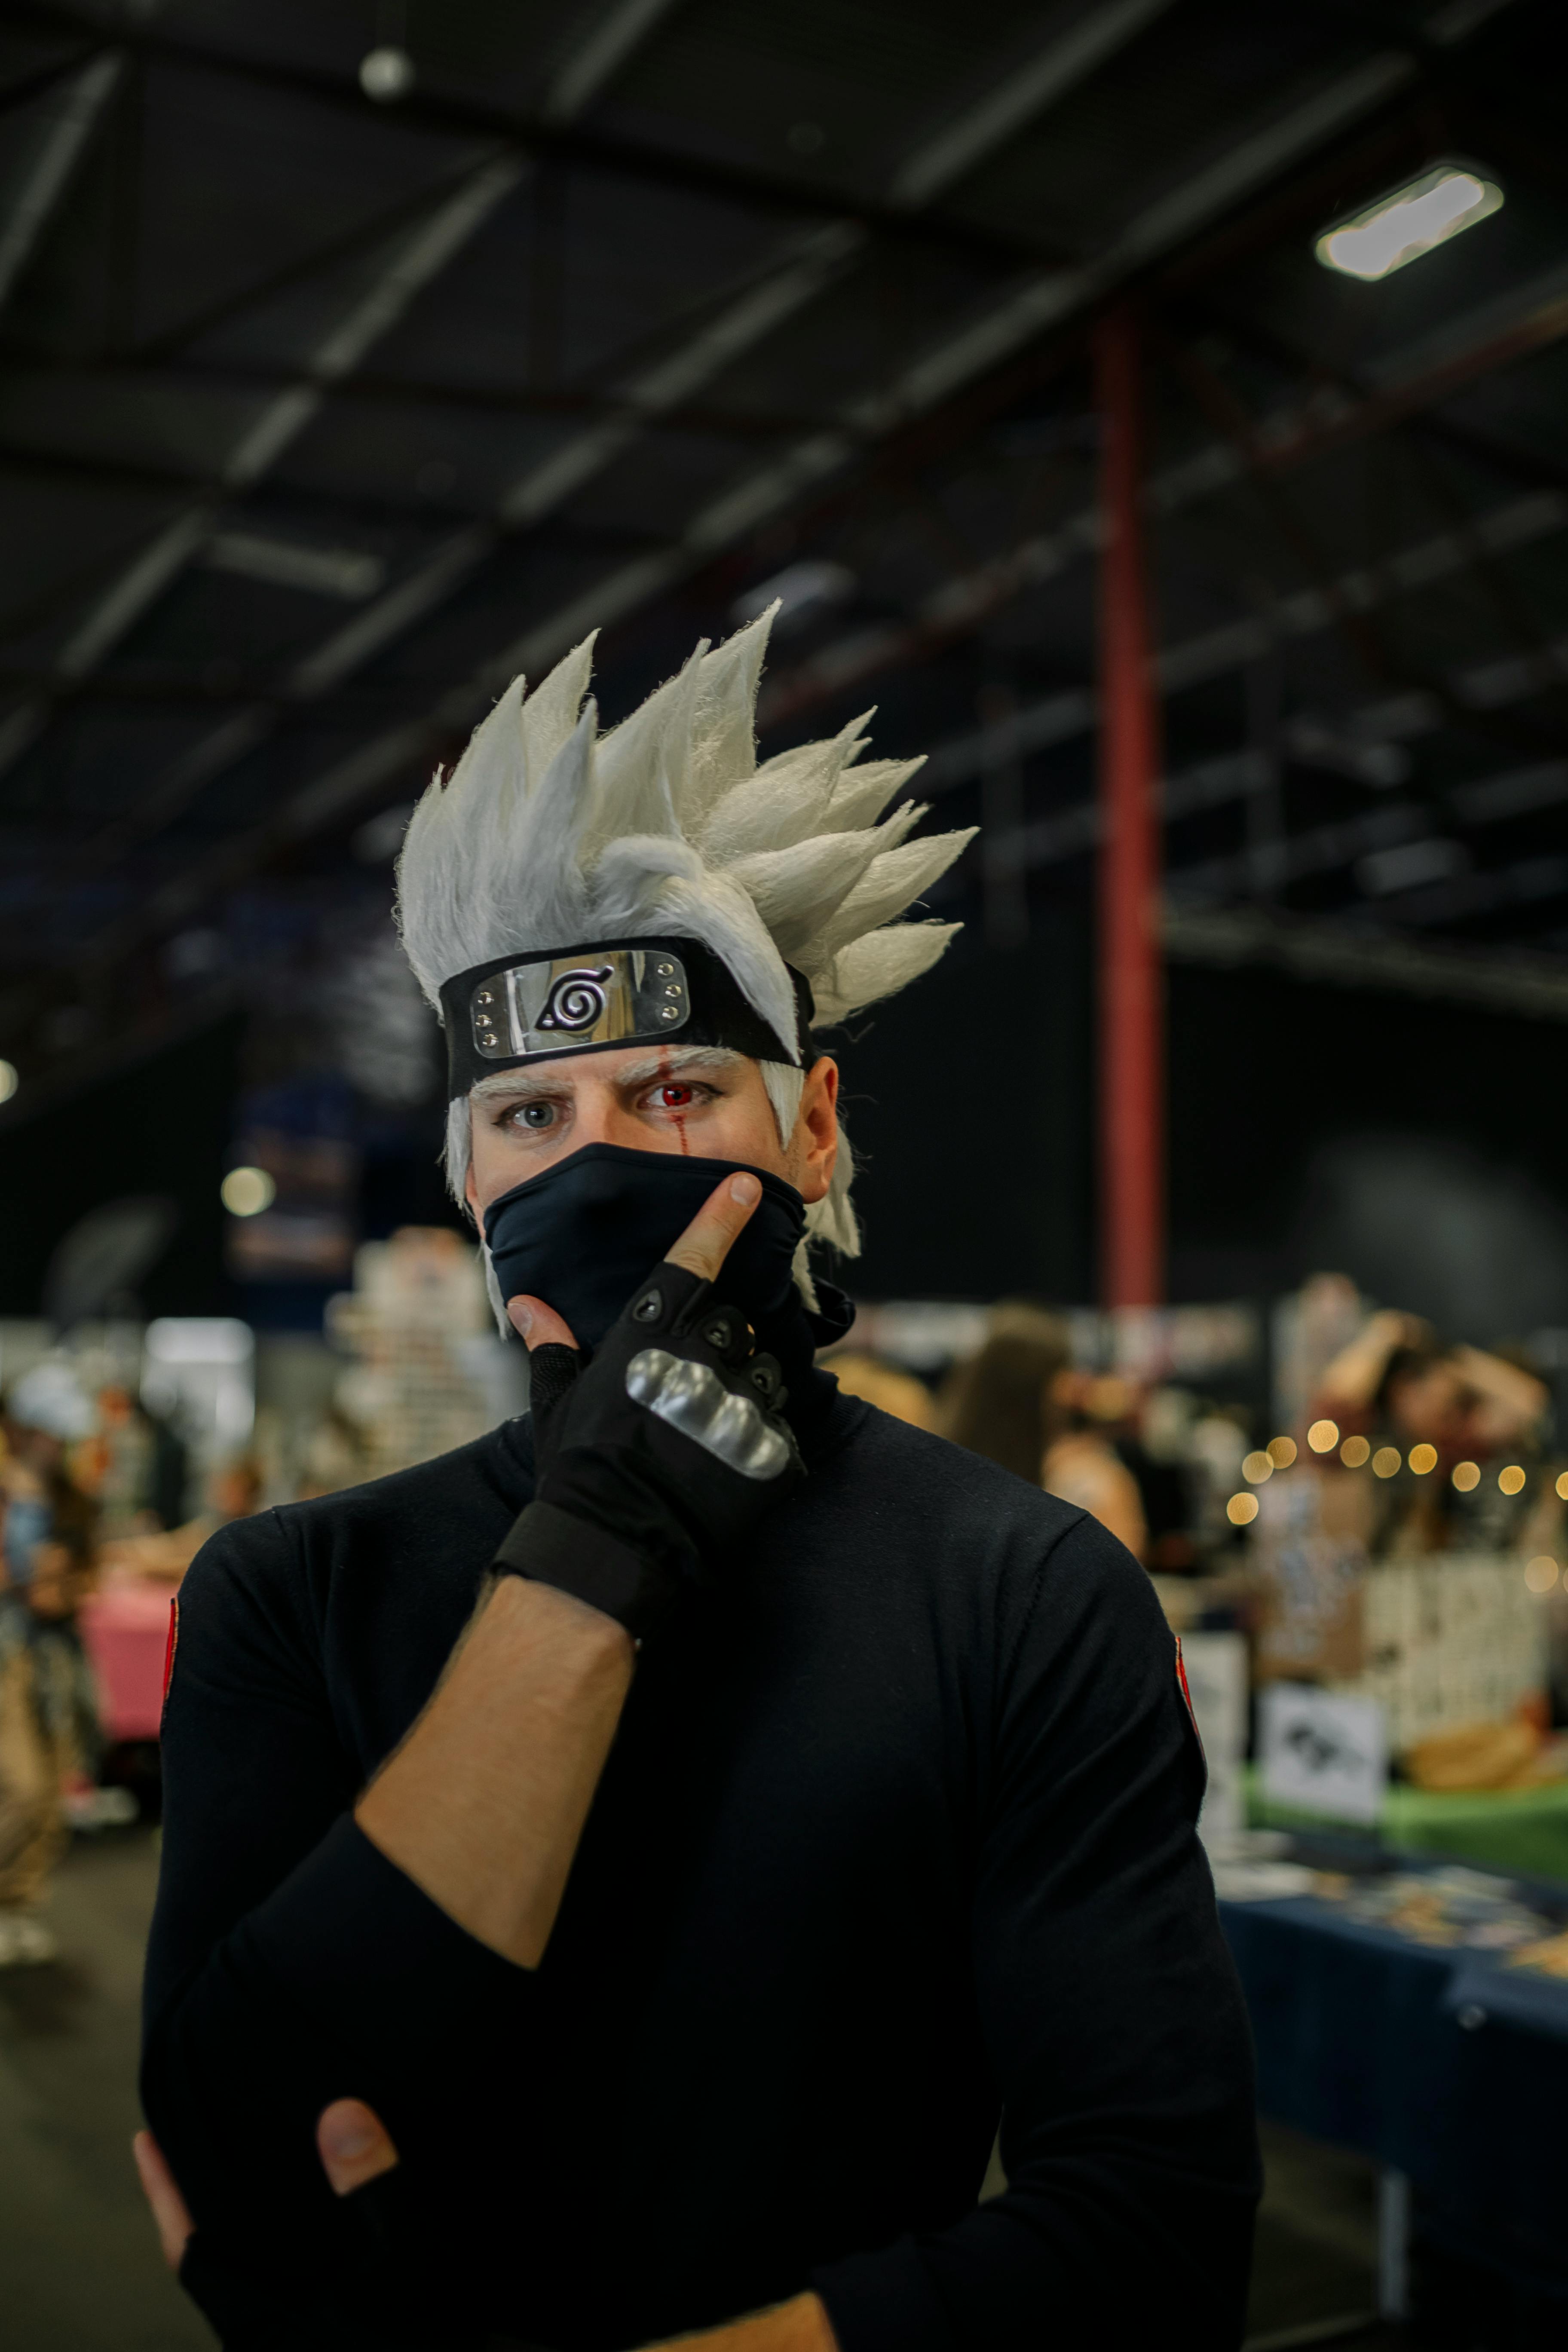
[141,1371,1259,2352]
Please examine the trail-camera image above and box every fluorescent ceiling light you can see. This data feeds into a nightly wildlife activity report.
[732,559,854,629]
[205,532,385,600]
[1315,162,1502,282]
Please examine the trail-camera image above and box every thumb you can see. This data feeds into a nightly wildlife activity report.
[508,1294,579,1351]
[316,2098,400,2197]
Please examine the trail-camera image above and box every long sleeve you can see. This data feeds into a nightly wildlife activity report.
[811,1514,1260,2352]
[140,1510,527,2334]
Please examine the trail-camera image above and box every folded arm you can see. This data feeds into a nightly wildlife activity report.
[811,1513,1260,2352]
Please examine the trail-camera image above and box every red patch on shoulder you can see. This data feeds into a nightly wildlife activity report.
[1174,1635,1205,1761]
[160,1597,180,1725]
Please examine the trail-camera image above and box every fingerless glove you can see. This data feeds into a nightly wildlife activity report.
[493,1262,803,1639]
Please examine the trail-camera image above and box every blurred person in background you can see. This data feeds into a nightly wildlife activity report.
[1317,1309,1547,1462]
[95,1383,177,1537]
[938,1300,1070,1480]
[296,1403,373,1501]
[0,1558,66,1966]
[821,1349,937,1429]
[1314,1310,1550,1555]
[0,1374,106,1964]
[1133,1387,1202,1571]
[102,1452,265,1584]
[27,1470,108,1831]
[2,1386,64,1590]
[136,620,1257,2352]
[1041,1372,1150,1562]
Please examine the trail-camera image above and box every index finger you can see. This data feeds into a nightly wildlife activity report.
[663,1171,762,1284]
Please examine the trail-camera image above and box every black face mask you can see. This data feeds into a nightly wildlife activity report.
[483,1142,850,1360]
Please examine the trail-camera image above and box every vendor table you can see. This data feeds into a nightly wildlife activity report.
[1219,1872,1568,2322]
[1251,1776,1568,1887]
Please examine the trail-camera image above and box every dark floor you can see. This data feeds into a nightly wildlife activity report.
[1246,2119,1404,2352]
[1,1828,1408,2352]
[0,1828,212,2350]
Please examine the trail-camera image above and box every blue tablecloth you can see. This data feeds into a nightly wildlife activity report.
[1220,1890,1568,2298]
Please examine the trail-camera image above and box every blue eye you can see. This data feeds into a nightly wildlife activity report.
[515,1102,554,1130]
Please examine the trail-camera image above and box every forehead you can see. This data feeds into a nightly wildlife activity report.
[468,1044,752,1100]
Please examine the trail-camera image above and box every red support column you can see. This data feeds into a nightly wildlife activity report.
[1093,304,1165,1309]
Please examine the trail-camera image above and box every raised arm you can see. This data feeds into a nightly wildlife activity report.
[354,1169,767,1965]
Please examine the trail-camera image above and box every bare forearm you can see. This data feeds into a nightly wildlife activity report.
[646,2292,838,2352]
[356,1574,634,1967]
[1451,1345,1548,1443]
[1318,1310,1419,1412]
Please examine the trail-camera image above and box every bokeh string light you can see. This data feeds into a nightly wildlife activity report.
[220,1166,276,1217]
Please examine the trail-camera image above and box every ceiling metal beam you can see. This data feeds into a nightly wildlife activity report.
[759,257,1568,733]
[0,0,1066,276]
[540,0,686,124]
[0,47,122,312]
[956,651,1568,913]
[68,0,1168,864]
[50,478,1565,1027]
[0,349,833,438]
[1162,903,1568,1023]
[887,0,1178,210]
[0,151,522,780]
[914,487,1567,800]
[1,0,1526,292]
[0,0,1522,1026]
[472,0,1519,691]
[74,215,863,870]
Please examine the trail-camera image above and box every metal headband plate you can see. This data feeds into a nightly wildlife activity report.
[469,947,690,1063]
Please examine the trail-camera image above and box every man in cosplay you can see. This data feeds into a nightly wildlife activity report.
[135,610,1259,2351]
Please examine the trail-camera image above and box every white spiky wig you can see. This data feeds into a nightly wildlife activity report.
[395,606,974,1315]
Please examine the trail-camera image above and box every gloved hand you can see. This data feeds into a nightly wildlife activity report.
[494,1255,804,1640]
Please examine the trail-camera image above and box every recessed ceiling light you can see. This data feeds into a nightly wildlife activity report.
[360,45,415,102]
[1315,161,1502,282]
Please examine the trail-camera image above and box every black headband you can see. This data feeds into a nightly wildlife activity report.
[438,936,815,1101]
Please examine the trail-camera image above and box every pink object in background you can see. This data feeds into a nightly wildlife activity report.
[80,1583,178,1741]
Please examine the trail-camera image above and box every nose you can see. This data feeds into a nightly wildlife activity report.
[568,1081,688,1155]
[593,1099,686,1152]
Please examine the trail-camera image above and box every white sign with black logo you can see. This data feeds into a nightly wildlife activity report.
[1180,1632,1249,1851]
[1259,1684,1387,1827]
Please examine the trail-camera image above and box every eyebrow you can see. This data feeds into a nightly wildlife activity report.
[610,1046,747,1089]
[469,1045,745,1105]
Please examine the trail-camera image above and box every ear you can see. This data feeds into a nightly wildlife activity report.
[794,1056,839,1207]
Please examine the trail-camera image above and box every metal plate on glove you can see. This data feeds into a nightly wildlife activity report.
[625,1348,792,1480]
